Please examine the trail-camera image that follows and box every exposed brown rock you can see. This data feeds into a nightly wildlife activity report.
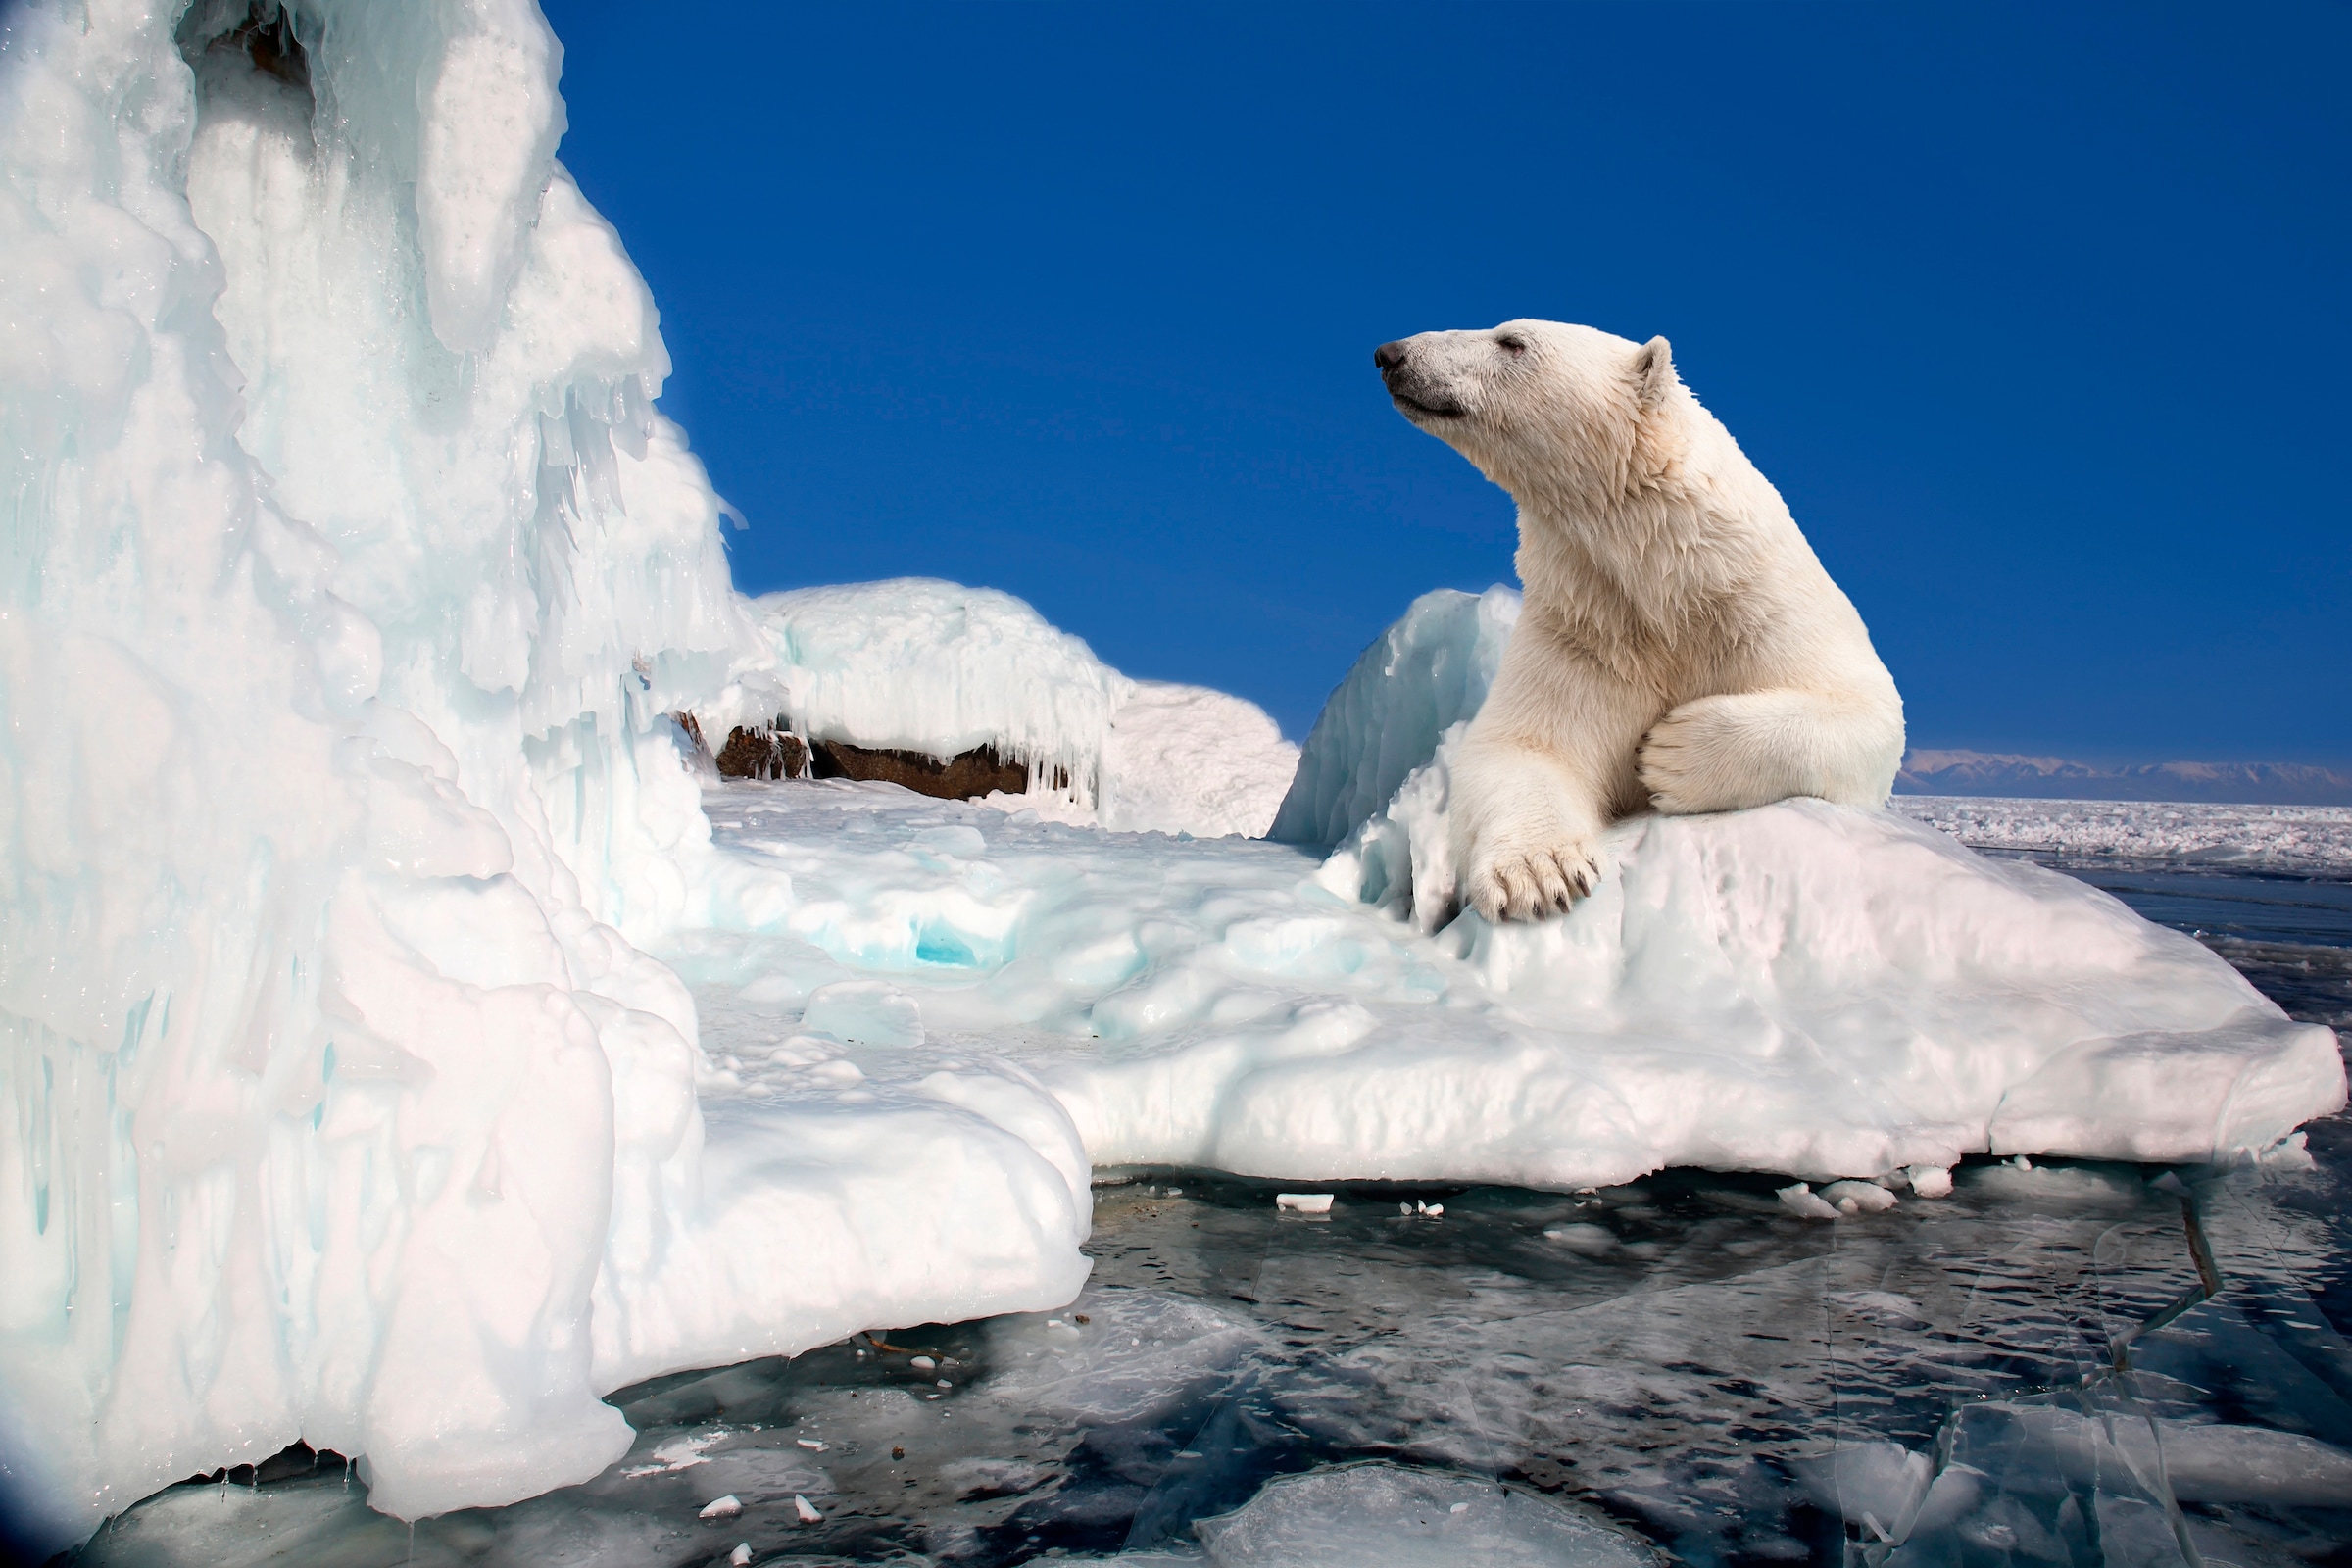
[680,710,1064,800]
[809,738,1031,800]
[714,725,811,781]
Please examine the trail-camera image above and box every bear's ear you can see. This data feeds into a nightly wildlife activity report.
[1633,336,1676,410]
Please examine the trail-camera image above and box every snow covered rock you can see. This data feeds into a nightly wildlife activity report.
[712,578,1126,802]
[709,578,1298,835]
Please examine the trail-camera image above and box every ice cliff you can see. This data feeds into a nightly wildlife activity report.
[0,0,1077,1549]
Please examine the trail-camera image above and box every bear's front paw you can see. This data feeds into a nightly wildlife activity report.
[1465,837,1604,922]
[1638,702,1740,814]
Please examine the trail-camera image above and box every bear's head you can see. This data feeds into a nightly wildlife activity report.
[1373,319,1683,506]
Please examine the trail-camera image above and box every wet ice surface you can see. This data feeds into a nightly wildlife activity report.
[1988,851,2352,1032]
[67,860,2352,1567]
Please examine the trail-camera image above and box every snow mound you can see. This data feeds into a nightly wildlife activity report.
[1098,681,1300,838]
[1267,585,1518,846]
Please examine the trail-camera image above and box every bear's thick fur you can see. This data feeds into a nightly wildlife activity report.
[1376,319,1904,921]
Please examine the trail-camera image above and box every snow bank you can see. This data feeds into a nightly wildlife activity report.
[710,577,1298,837]
[1892,794,2352,874]
[1267,585,1519,846]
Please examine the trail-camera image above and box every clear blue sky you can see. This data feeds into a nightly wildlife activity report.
[541,1,2348,760]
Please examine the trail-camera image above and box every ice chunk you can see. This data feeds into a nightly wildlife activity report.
[1819,1180,1898,1213]
[1793,1442,1933,1542]
[794,1494,823,1523]
[1277,1193,1335,1213]
[1192,1461,1655,1566]
[699,1494,742,1519]
[1778,1184,1843,1220]
[729,1545,753,1567]
[1269,585,1520,846]
[1898,1399,2352,1558]
[1543,1224,1618,1256]
[1905,1163,1953,1198]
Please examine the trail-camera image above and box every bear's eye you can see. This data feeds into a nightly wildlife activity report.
[1497,335,1527,356]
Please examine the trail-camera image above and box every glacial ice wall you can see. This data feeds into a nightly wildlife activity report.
[0,0,750,1546]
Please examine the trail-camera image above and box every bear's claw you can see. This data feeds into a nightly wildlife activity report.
[1466,840,1602,922]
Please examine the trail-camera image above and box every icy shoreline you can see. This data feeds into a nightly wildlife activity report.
[1891,795,2352,875]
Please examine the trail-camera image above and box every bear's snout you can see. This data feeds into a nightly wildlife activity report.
[1376,338,1467,422]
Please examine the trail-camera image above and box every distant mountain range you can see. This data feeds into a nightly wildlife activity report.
[1895,750,2352,807]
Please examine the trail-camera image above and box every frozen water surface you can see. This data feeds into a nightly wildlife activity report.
[63,842,2352,1567]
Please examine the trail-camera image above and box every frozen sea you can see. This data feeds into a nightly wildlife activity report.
[55,801,2352,1568]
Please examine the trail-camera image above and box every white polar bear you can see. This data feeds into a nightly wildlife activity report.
[1375,319,1905,921]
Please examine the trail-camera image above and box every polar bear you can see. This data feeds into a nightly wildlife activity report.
[1375,319,1904,921]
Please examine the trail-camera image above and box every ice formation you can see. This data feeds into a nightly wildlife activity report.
[1189,1462,1656,1566]
[1267,584,1518,846]
[707,577,1298,838]
[0,0,1082,1549]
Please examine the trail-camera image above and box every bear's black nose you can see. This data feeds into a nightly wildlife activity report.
[1373,340,1410,371]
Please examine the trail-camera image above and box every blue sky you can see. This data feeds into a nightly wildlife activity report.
[542,2,2348,760]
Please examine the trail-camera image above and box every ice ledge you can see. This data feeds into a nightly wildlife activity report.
[1042,799,2345,1188]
